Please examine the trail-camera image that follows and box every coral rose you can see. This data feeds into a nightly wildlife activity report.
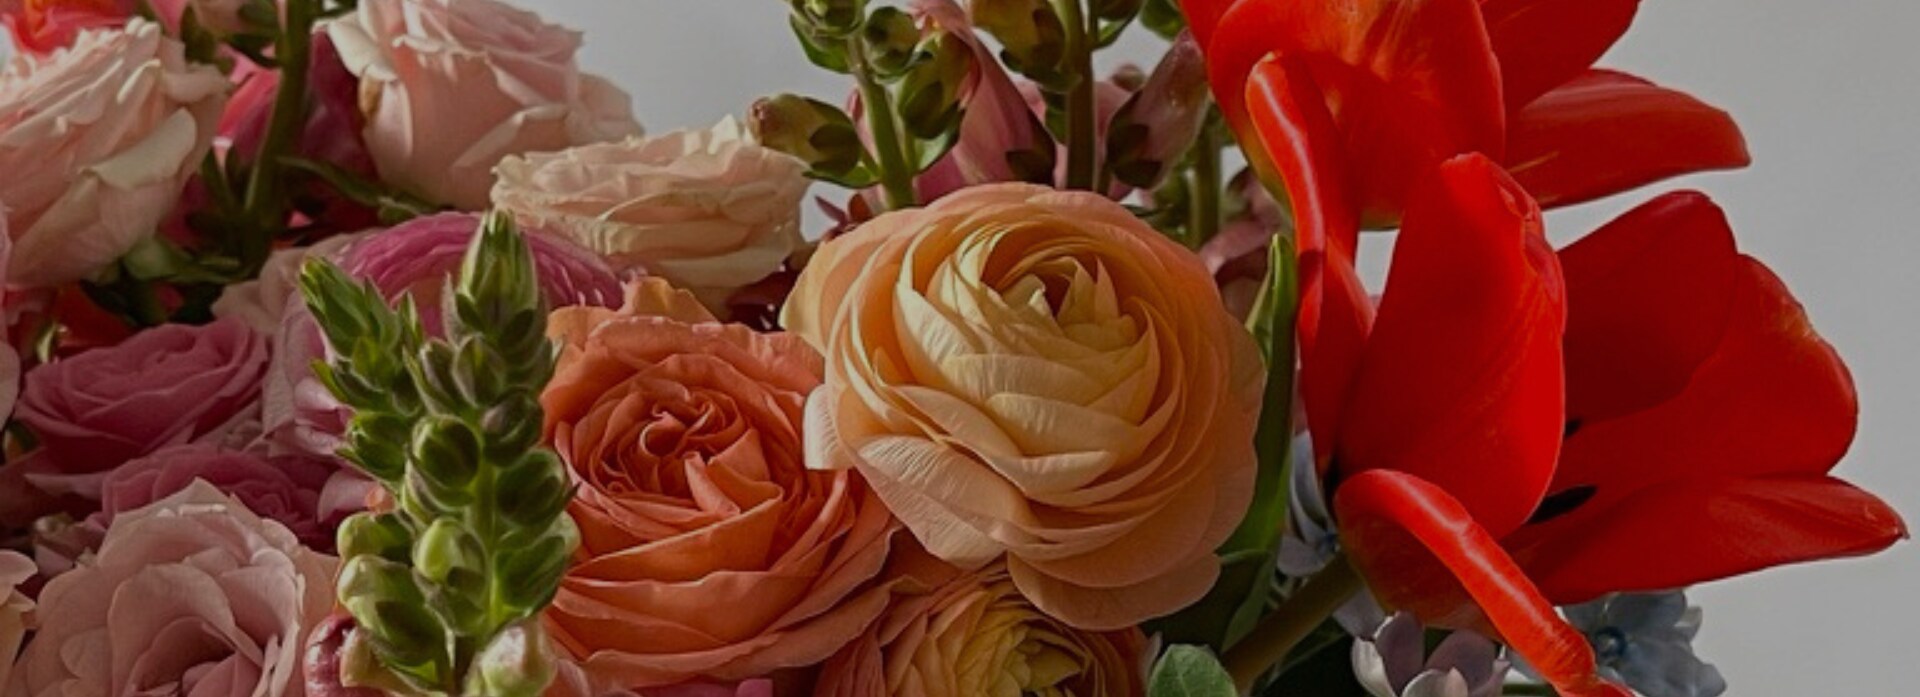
[326,0,642,209]
[6,481,338,697]
[783,183,1264,630]
[541,280,901,688]
[0,19,228,287]
[813,562,1149,697]
[9,318,268,506]
[491,117,810,312]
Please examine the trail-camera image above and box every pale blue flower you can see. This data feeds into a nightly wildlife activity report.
[1562,591,1727,697]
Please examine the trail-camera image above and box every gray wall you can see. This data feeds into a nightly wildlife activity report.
[10,0,1918,692]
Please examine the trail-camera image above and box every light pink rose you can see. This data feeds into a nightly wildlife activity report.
[0,550,31,690]
[6,481,339,697]
[9,318,269,506]
[491,117,808,311]
[261,213,620,458]
[0,19,228,287]
[325,0,642,209]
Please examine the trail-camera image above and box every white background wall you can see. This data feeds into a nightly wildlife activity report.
[10,0,1919,693]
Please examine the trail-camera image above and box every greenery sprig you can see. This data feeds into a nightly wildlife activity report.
[298,212,577,697]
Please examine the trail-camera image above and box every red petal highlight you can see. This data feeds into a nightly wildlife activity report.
[1514,475,1907,603]
[1335,470,1629,697]
[1559,191,1739,421]
[1505,70,1750,209]
[1179,0,1237,48]
[1480,0,1640,110]
[1337,155,1566,538]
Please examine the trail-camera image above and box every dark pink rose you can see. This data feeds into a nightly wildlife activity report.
[95,443,346,551]
[10,318,269,503]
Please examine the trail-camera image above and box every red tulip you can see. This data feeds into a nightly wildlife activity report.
[1299,157,1904,696]
[1181,0,1748,255]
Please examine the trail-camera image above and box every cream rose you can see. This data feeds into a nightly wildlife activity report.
[6,481,338,697]
[0,19,228,288]
[784,183,1265,631]
[492,117,810,310]
[325,0,642,209]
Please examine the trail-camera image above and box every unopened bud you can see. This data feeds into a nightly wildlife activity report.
[1092,0,1145,21]
[337,556,452,675]
[970,0,1068,85]
[493,451,572,531]
[411,414,482,494]
[897,32,973,140]
[1105,32,1210,189]
[863,6,921,77]
[492,519,578,615]
[791,0,865,36]
[465,621,560,697]
[414,518,486,591]
[751,94,867,180]
[337,512,414,563]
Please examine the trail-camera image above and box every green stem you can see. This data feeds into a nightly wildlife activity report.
[1188,119,1223,248]
[1221,552,1363,693]
[1505,684,1560,696]
[238,0,318,271]
[1054,0,1097,190]
[848,39,917,211]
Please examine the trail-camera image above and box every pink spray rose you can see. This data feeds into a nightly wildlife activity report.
[6,481,338,697]
[261,212,621,458]
[325,0,643,209]
[8,317,269,508]
[0,19,229,287]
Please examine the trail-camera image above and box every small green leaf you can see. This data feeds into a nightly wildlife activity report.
[1149,645,1238,697]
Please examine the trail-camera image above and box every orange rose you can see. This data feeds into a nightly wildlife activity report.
[541,280,902,689]
[783,183,1265,630]
[813,562,1150,697]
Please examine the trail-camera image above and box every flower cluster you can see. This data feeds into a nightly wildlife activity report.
[0,0,1905,696]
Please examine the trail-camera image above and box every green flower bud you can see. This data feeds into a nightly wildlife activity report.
[897,32,973,140]
[345,412,414,481]
[411,414,482,493]
[751,94,869,182]
[452,336,510,406]
[970,0,1068,85]
[338,512,415,563]
[480,393,544,461]
[492,519,578,616]
[414,518,486,591]
[464,621,559,697]
[863,6,922,78]
[1092,0,1144,21]
[792,0,865,36]
[338,556,453,685]
[493,451,572,531]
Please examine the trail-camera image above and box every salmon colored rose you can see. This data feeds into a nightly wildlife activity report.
[783,183,1264,631]
[813,562,1149,697]
[542,280,902,689]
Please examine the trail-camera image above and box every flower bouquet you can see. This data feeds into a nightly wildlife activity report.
[0,0,1907,696]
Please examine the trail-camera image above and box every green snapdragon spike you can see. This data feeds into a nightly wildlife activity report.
[299,211,577,697]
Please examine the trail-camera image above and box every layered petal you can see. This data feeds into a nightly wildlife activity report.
[1334,470,1627,697]
[1504,70,1749,210]
[1479,0,1640,110]
[1334,155,1566,537]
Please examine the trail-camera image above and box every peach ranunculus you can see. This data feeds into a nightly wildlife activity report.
[783,183,1265,631]
[1,550,31,690]
[541,280,902,689]
[6,481,338,697]
[813,562,1150,697]
[0,18,228,287]
[326,0,642,210]
[491,117,810,312]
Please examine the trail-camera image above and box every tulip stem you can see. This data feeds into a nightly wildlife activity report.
[1189,115,1224,247]
[1055,0,1098,190]
[1221,552,1362,693]
[239,0,318,271]
[848,39,918,211]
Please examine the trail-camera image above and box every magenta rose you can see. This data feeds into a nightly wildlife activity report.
[261,212,622,457]
[9,318,268,507]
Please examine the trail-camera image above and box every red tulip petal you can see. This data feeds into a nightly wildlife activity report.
[1505,70,1750,209]
[1207,0,1505,224]
[1335,470,1630,697]
[1480,0,1640,110]
[1179,0,1236,48]
[1337,154,1566,537]
[1513,475,1907,604]
[1559,191,1739,421]
[1533,256,1856,529]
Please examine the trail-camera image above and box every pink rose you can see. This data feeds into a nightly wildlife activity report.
[0,550,31,689]
[0,0,134,55]
[325,0,642,209]
[96,443,342,551]
[261,213,621,457]
[7,481,338,697]
[9,318,268,506]
[0,20,229,287]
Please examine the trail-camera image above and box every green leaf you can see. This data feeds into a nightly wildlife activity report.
[1149,645,1238,697]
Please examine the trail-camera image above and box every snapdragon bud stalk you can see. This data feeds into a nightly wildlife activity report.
[751,93,873,187]
[790,0,866,36]
[300,211,577,697]
[896,32,974,141]
[970,0,1070,87]
[1104,31,1210,189]
[863,6,923,78]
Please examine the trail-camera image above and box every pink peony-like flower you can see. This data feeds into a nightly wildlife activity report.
[261,212,621,458]
[8,317,269,509]
[325,0,642,209]
[6,481,338,697]
[96,443,343,551]
[0,550,31,689]
[0,19,229,287]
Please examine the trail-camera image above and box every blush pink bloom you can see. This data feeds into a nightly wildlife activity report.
[541,280,902,689]
[5,481,338,697]
[325,0,642,209]
[784,184,1264,631]
[0,550,31,690]
[9,317,269,505]
[261,213,620,458]
[0,19,228,287]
